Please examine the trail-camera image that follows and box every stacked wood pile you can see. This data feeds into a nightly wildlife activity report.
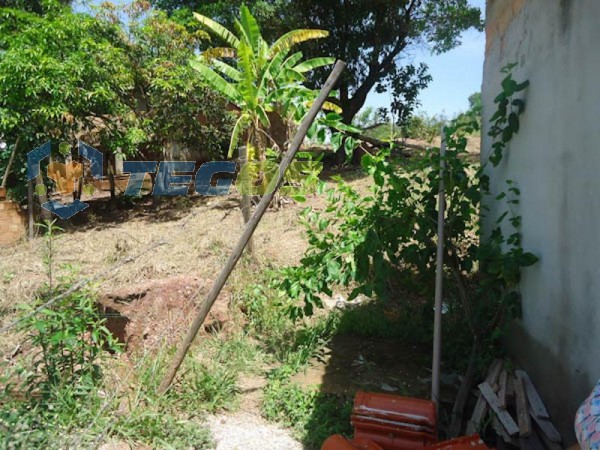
[462,360,563,450]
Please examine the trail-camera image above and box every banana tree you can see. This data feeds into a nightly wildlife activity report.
[190,5,336,161]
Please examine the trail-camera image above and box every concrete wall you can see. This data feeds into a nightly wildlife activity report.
[482,0,600,443]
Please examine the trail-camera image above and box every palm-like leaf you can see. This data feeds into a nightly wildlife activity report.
[202,47,236,60]
[270,30,329,57]
[193,12,240,48]
[190,59,241,103]
[237,41,258,108]
[228,113,250,158]
[237,5,261,53]
[211,59,241,81]
[191,6,336,162]
[293,57,336,73]
[256,104,271,128]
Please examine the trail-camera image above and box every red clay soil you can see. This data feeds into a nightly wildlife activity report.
[98,274,232,353]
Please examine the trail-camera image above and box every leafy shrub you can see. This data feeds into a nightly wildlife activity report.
[401,112,446,142]
[15,283,121,401]
[275,66,535,370]
[242,277,340,374]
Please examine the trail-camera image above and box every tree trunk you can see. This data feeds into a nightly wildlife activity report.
[35,173,51,220]
[239,145,254,255]
[1,137,19,188]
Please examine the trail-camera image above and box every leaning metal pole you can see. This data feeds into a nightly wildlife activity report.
[158,61,347,394]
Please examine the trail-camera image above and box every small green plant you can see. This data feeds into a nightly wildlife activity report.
[233,264,355,449]
[37,219,62,289]
[1,274,122,448]
[17,277,122,402]
[114,413,214,450]
[171,360,239,413]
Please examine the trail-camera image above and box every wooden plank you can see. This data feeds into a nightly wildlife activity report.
[498,369,508,409]
[507,373,516,400]
[515,371,532,437]
[534,420,563,450]
[530,413,562,444]
[449,345,477,437]
[493,416,518,446]
[489,359,504,389]
[516,370,551,419]
[479,382,520,436]
[466,394,488,435]
[465,359,504,435]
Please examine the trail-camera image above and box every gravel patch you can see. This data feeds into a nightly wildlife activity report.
[205,412,302,450]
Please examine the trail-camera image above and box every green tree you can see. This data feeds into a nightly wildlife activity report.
[123,3,233,161]
[0,2,233,199]
[456,91,482,127]
[0,5,134,198]
[151,0,483,125]
[0,0,71,15]
[189,4,334,160]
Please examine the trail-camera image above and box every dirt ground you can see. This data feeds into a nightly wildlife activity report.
[291,335,430,398]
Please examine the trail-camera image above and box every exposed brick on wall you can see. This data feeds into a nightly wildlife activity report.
[486,0,528,54]
[0,200,26,245]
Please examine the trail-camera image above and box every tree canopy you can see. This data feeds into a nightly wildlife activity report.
[0,0,71,15]
[151,0,483,124]
[0,1,232,199]
[0,4,134,196]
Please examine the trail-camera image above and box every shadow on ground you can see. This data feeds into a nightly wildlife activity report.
[289,296,467,449]
[53,194,236,234]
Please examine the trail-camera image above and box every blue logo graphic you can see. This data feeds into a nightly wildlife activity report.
[27,141,103,219]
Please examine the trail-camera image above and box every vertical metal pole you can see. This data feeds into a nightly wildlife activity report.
[431,126,447,407]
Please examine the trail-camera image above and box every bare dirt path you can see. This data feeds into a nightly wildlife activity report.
[205,412,302,450]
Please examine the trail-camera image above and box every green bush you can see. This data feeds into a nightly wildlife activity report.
[401,112,445,142]
[275,66,535,371]
[0,278,122,448]
[16,284,121,401]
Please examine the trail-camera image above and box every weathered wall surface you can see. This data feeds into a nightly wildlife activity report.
[0,200,26,245]
[483,0,600,442]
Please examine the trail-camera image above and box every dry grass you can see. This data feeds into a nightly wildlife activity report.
[0,141,468,352]
[0,183,352,351]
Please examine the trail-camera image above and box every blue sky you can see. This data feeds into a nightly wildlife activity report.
[366,0,486,118]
